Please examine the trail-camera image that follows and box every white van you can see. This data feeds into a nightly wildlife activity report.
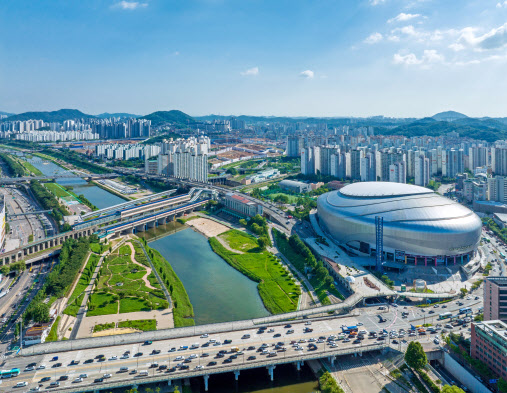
[119,366,129,372]
[139,370,149,376]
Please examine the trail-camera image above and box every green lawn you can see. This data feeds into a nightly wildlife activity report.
[87,292,118,316]
[119,297,151,313]
[86,241,169,318]
[219,229,259,252]
[18,158,43,176]
[209,230,300,314]
[118,319,156,331]
[93,322,115,333]
[90,243,105,254]
[266,192,298,204]
[46,316,60,342]
[44,182,73,198]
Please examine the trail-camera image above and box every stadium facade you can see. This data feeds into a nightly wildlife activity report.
[317,182,482,266]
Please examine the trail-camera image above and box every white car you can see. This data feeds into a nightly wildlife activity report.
[16,382,28,387]
[200,334,209,338]
[109,356,118,361]
[189,354,197,359]
[195,365,204,370]
[175,356,184,361]
[29,387,40,392]
[434,338,440,345]
[36,365,46,370]
[120,354,130,359]
[73,377,83,383]
[103,373,112,379]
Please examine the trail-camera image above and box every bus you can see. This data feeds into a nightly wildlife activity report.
[439,312,453,320]
[341,326,358,333]
[459,307,472,315]
[0,368,20,378]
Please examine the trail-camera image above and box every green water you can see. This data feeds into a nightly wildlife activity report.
[149,228,270,325]
[26,157,126,209]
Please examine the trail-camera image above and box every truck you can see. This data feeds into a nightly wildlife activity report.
[231,347,239,353]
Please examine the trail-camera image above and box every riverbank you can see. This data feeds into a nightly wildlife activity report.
[209,229,300,314]
[90,180,131,201]
[142,240,195,327]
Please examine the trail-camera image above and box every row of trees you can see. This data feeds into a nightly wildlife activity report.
[239,214,271,247]
[41,148,113,174]
[24,237,92,325]
[30,180,69,226]
[0,153,25,177]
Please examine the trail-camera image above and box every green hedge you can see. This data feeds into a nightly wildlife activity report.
[319,372,345,393]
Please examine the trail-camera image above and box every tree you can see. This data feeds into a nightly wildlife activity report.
[257,237,268,250]
[460,287,468,298]
[405,341,427,370]
[173,387,181,393]
[226,167,238,175]
[498,378,507,393]
[441,386,465,393]
[239,219,248,227]
[32,302,50,323]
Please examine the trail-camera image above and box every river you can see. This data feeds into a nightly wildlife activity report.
[149,228,270,325]
[26,156,126,209]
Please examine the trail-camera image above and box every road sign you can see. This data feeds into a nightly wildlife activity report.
[489,379,498,384]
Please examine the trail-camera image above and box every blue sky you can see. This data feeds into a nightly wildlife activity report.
[1,0,507,117]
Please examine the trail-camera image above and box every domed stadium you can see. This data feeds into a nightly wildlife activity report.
[316,182,482,265]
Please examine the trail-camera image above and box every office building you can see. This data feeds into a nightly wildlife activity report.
[484,277,507,322]
[471,320,507,380]
[223,193,263,218]
[279,179,312,193]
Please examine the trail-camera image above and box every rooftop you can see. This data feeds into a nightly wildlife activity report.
[339,182,434,198]
[475,320,507,337]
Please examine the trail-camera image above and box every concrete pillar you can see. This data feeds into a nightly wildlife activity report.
[204,375,209,392]
[359,352,363,357]
[267,365,276,381]
[234,370,240,381]
[328,356,335,365]
[354,352,357,357]
[167,379,172,386]
[295,361,301,371]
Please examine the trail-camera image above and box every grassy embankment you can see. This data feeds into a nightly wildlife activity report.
[273,229,345,305]
[145,243,195,327]
[209,229,300,314]
[63,253,100,317]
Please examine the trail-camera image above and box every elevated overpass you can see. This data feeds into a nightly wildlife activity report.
[11,317,388,392]
[0,173,117,184]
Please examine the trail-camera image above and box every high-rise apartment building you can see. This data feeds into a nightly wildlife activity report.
[286,135,301,157]
[414,154,429,186]
[389,161,406,184]
[469,146,488,170]
[350,149,363,181]
[155,136,209,183]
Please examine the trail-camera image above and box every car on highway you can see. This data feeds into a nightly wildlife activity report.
[120,354,130,359]
[109,355,118,361]
[29,387,40,392]
[103,373,112,379]
[200,334,209,338]
[134,352,143,357]
[59,376,69,381]
[52,362,62,368]
[151,350,161,355]
[16,381,28,387]
[144,340,152,345]
[224,358,233,363]
[94,378,104,383]
[24,366,35,371]
[49,381,60,388]
[84,359,94,364]
[79,374,88,378]
[70,360,80,365]
[73,377,83,383]
[208,361,217,366]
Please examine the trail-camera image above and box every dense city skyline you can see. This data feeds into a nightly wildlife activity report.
[2,0,507,117]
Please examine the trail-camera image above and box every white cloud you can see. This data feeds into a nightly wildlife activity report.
[113,1,148,10]
[457,23,507,50]
[388,13,421,23]
[448,43,465,51]
[393,49,444,66]
[299,70,314,79]
[240,67,259,76]
[370,0,386,5]
[364,32,383,44]
[497,1,507,8]
[173,51,180,56]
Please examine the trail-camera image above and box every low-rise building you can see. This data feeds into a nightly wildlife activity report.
[279,179,312,193]
[241,168,280,185]
[493,213,507,229]
[223,193,263,218]
[23,323,51,347]
[471,320,507,380]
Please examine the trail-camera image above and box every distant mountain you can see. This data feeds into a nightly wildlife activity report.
[0,111,14,117]
[139,110,195,127]
[384,116,507,142]
[431,111,468,121]
[96,112,139,119]
[3,109,95,123]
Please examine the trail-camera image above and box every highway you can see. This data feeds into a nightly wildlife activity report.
[2,317,396,392]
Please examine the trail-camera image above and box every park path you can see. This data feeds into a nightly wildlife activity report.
[69,239,126,340]
[215,235,245,254]
[125,242,157,291]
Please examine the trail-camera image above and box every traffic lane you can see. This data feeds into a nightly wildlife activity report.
[7,317,360,369]
[13,337,387,391]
